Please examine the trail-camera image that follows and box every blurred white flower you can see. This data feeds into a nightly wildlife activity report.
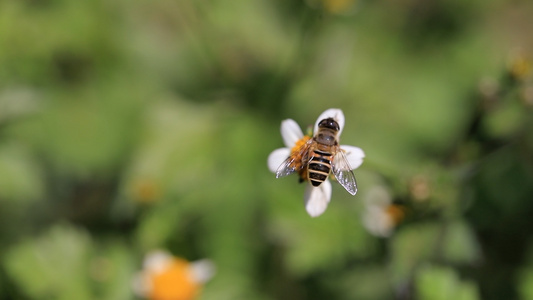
[362,187,404,237]
[267,108,365,217]
[133,250,215,300]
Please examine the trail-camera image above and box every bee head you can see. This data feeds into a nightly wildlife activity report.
[318,118,340,131]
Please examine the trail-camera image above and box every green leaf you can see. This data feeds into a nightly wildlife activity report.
[0,143,44,202]
[270,202,371,277]
[389,223,441,286]
[518,268,533,300]
[415,265,480,300]
[96,243,136,300]
[442,220,480,265]
[4,224,93,300]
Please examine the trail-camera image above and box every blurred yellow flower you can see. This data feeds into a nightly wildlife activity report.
[508,48,532,81]
[133,250,215,300]
[306,0,358,14]
[131,178,161,204]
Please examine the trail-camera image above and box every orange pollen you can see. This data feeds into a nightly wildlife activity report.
[291,135,311,154]
[149,258,201,300]
[290,136,311,182]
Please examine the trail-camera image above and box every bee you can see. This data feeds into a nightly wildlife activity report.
[275,117,358,195]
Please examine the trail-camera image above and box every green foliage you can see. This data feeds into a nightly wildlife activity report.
[519,269,533,300]
[415,265,480,300]
[441,220,480,265]
[4,224,134,300]
[5,224,93,300]
[0,143,44,202]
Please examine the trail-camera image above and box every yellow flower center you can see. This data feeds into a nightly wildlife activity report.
[509,55,532,81]
[321,0,356,14]
[291,135,311,154]
[385,204,405,226]
[149,258,201,300]
[291,136,311,181]
[133,179,160,203]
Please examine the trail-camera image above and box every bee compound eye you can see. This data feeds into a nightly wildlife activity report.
[319,118,339,130]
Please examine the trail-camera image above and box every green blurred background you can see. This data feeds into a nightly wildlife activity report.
[1,0,533,299]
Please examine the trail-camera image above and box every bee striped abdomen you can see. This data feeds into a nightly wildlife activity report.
[308,150,332,187]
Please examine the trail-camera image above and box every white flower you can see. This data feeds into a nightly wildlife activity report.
[267,108,365,217]
[362,187,404,237]
[132,250,215,300]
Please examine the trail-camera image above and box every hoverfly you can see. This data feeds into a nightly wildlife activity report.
[275,117,358,195]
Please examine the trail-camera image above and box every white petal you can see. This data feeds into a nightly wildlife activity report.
[304,180,332,217]
[143,250,173,273]
[281,119,304,147]
[364,186,392,207]
[189,259,216,283]
[362,206,394,238]
[131,272,151,297]
[341,145,365,170]
[267,148,290,173]
[314,108,345,136]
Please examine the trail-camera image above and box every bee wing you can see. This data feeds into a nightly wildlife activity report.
[275,139,313,178]
[332,147,358,195]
